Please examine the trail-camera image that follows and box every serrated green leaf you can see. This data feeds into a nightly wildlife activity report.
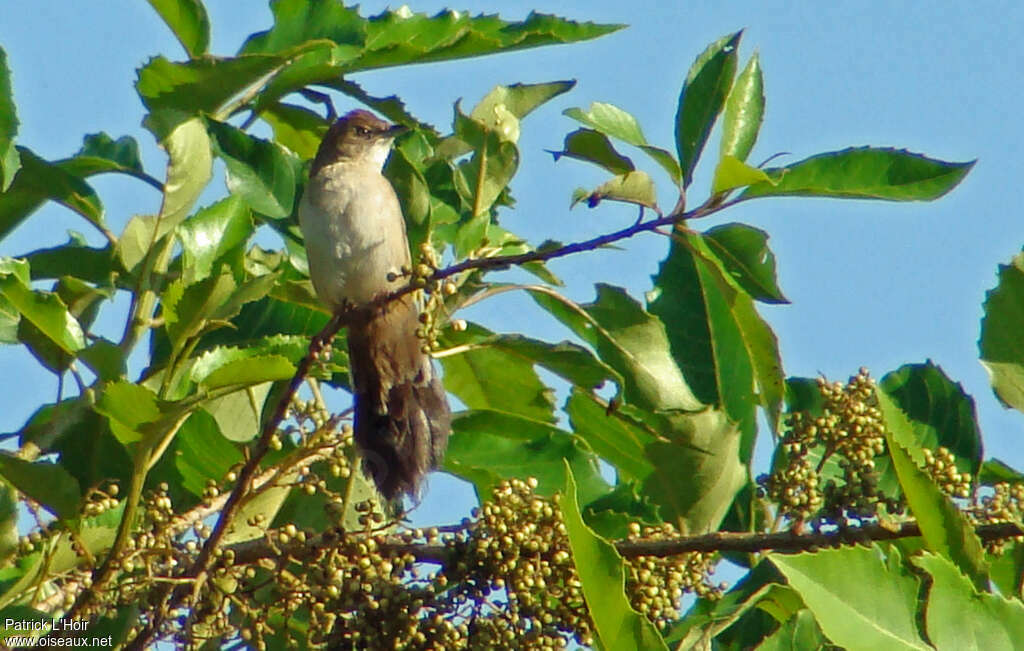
[163,269,237,347]
[676,31,742,187]
[178,196,253,284]
[444,410,607,501]
[771,545,930,651]
[0,148,104,242]
[914,553,1024,650]
[979,249,1024,414]
[703,222,787,304]
[0,47,20,192]
[136,54,284,114]
[146,0,210,58]
[96,381,162,446]
[571,171,658,211]
[878,391,988,590]
[741,147,974,201]
[0,273,85,354]
[0,455,80,520]
[880,361,983,478]
[551,128,634,175]
[711,154,773,194]
[207,119,300,219]
[558,463,668,651]
[756,609,829,651]
[200,355,295,389]
[65,132,147,181]
[721,53,764,163]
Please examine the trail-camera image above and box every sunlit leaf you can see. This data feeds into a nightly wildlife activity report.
[145,114,213,238]
[741,147,974,201]
[720,53,764,163]
[771,545,930,651]
[551,128,634,175]
[711,154,773,194]
[177,195,253,284]
[557,463,668,651]
[0,46,20,192]
[703,222,787,304]
[0,272,85,355]
[207,119,300,219]
[571,171,657,211]
[146,0,211,58]
[676,31,741,187]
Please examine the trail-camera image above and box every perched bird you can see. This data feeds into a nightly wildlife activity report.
[298,109,450,500]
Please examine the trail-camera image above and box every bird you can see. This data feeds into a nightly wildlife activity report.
[298,109,451,500]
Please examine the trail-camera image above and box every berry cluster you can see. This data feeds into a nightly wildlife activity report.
[922,446,972,499]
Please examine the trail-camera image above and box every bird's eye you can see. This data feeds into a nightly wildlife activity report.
[353,126,370,137]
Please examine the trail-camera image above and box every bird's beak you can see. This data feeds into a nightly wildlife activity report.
[386,124,409,137]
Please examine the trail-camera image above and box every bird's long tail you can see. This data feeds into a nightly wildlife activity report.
[345,296,450,500]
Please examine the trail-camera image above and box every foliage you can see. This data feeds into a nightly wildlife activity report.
[0,1,1020,649]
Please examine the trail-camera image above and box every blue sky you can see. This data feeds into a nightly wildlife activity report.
[1,1,1022,529]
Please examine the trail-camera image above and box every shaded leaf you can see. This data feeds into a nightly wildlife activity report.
[756,609,830,651]
[564,102,682,184]
[0,148,104,241]
[204,383,272,443]
[62,133,154,189]
[207,119,300,219]
[444,410,607,501]
[741,147,974,201]
[163,269,237,347]
[260,102,329,160]
[878,391,988,590]
[721,53,764,163]
[551,128,634,175]
[771,545,930,651]
[146,0,210,58]
[676,31,742,187]
[881,361,983,477]
[704,222,787,304]
[172,409,244,497]
[978,458,1024,485]
[557,463,668,651]
[0,455,80,520]
[571,171,658,211]
[914,553,1024,650]
[136,54,285,114]
[979,249,1024,413]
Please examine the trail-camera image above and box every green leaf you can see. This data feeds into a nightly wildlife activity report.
[566,390,744,534]
[648,232,785,447]
[207,119,300,219]
[178,196,253,284]
[881,361,983,478]
[472,81,575,132]
[558,463,668,651]
[452,108,519,218]
[96,381,163,446]
[564,102,682,184]
[261,102,329,160]
[136,54,285,114]
[741,147,975,201]
[979,458,1024,485]
[171,409,244,497]
[0,481,17,563]
[913,553,1024,650]
[440,332,556,424]
[979,248,1024,413]
[0,455,80,520]
[0,272,85,355]
[721,53,764,163]
[530,285,703,413]
[146,0,210,58]
[79,338,126,382]
[163,269,237,347]
[711,154,773,194]
[0,47,19,192]
[551,128,635,175]
[444,410,607,501]
[703,222,787,304]
[756,609,830,651]
[571,171,658,212]
[676,31,742,187]
[146,114,213,237]
[63,132,150,185]
[878,391,988,590]
[771,545,930,651]
[116,215,157,276]
[0,148,104,241]
[204,383,271,443]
